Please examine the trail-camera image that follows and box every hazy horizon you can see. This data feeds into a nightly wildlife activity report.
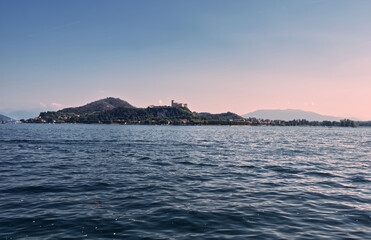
[1,1,371,120]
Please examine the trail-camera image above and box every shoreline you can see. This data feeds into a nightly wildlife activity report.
[16,122,362,127]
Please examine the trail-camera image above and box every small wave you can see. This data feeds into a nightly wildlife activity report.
[240,165,256,169]
[265,165,302,174]
[1,185,67,194]
[0,139,37,144]
[317,181,354,189]
[305,171,338,178]
[197,163,218,167]
[154,161,172,166]
[178,160,197,166]
[348,176,370,183]
[78,182,113,192]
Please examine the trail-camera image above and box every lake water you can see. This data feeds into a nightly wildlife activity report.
[0,124,370,239]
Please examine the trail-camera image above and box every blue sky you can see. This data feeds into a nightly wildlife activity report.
[1,0,371,120]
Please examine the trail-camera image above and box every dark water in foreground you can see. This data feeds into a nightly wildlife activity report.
[0,124,370,239]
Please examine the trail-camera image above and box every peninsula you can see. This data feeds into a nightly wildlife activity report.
[22,97,357,127]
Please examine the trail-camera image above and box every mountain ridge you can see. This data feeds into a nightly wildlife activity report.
[243,109,344,121]
[0,114,15,123]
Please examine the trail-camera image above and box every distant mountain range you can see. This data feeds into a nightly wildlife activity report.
[5,110,43,120]
[243,109,344,121]
[0,114,15,123]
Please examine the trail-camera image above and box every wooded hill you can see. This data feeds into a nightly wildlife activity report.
[22,98,245,125]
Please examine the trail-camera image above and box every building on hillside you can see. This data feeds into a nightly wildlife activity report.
[171,100,188,108]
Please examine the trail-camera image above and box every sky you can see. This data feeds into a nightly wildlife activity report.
[1,0,370,120]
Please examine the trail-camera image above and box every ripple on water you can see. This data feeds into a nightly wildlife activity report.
[0,125,370,239]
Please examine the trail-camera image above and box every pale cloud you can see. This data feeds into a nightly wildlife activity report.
[51,103,64,107]
[39,102,64,110]
[158,99,163,105]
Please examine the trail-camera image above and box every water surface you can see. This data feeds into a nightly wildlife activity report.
[0,124,370,239]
